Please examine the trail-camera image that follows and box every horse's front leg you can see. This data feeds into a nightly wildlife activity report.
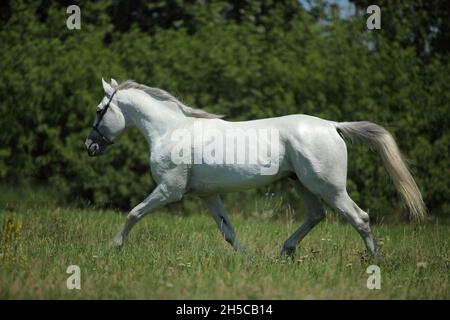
[114,183,183,246]
[202,194,248,257]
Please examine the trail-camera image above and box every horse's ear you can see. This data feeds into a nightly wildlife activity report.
[102,78,113,94]
[110,78,118,87]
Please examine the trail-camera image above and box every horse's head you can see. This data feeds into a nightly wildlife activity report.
[85,78,126,157]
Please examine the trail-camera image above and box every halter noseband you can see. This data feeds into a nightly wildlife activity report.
[92,90,117,145]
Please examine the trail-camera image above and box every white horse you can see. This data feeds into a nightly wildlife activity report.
[85,78,426,259]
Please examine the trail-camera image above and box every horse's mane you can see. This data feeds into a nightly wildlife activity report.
[115,80,223,119]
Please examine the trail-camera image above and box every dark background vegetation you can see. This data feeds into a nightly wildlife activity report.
[0,0,448,221]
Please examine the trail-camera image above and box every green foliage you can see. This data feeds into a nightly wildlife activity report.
[0,0,448,218]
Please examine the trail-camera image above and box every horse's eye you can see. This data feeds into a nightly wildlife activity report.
[96,108,102,114]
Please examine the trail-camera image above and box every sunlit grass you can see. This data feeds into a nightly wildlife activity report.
[0,204,448,299]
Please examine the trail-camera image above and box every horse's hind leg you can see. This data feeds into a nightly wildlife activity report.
[280,181,326,258]
[326,192,383,260]
[287,128,382,260]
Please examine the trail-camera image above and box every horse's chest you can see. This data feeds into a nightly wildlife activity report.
[148,153,174,184]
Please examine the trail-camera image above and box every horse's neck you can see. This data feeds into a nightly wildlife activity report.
[121,91,186,147]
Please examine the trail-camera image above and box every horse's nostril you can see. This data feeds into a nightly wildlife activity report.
[87,142,99,156]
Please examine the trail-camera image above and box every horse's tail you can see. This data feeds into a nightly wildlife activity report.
[336,121,426,222]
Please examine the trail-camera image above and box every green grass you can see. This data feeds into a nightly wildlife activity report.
[0,204,449,299]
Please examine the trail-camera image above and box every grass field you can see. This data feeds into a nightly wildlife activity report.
[0,197,448,300]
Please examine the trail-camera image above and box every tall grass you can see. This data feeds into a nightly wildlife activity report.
[0,192,448,299]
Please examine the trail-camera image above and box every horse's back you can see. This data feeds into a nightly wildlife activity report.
[214,114,334,130]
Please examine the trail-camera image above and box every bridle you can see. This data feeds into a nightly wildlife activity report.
[92,90,117,145]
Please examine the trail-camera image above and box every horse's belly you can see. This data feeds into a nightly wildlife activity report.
[187,164,292,195]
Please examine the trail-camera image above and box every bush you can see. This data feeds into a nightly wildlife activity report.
[0,1,448,219]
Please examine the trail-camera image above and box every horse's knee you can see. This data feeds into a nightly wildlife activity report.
[127,211,140,222]
[360,211,370,224]
[355,209,371,229]
[354,215,371,234]
[309,209,326,224]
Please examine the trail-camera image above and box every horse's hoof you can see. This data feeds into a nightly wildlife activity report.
[280,246,296,260]
[235,247,253,261]
[241,252,254,262]
[113,235,124,247]
[375,253,385,263]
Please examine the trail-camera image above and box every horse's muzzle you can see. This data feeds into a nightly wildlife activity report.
[85,139,99,157]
